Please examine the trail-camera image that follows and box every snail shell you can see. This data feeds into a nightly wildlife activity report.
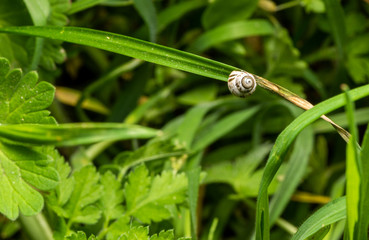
[228,70,257,98]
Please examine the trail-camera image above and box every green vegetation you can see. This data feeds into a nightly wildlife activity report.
[0,0,368,239]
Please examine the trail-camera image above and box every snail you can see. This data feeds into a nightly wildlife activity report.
[228,70,257,98]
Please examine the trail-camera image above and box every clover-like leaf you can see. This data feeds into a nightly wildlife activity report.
[0,57,58,220]
[0,57,56,124]
[125,165,188,223]
[63,166,103,225]
[100,171,125,221]
[65,231,96,240]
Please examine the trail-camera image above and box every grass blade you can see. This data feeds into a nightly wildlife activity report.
[269,127,314,225]
[0,123,159,146]
[0,26,235,81]
[255,84,369,240]
[132,0,157,42]
[291,197,346,240]
[188,19,274,53]
[343,85,365,239]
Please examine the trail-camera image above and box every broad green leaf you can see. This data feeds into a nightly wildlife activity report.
[256,84,369,240]
[0,143,59,220]
[125,165,188,223]
[189,20,274,53]
[132,0,157,42]
[201,0,258,29]
[291,197,346,240]
[177,84,218,105]
[0,57,58,220]
[205,143,274,197]
[100,171,124,221]
[64,166,103,225]
[23,0,50,26]
[65,231,96,240]
[0,58,55,124]
[0,123,159,146]
[0,26,235,81]
[192,106,260,152]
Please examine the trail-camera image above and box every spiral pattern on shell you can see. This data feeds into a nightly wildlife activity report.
[228,70,257,98]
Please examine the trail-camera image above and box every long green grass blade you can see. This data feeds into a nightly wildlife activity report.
[323,0,346,60]
[291,197,346,240]
[255,84,369,240]
[0,26,235,81]
[0,123,159,146]
[188,19,274,53]
[132,0,157,42]
[343,86,365,239]
[269,127,314,225]
[360,123,369,235]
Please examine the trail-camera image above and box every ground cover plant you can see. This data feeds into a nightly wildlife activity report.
[0,0,369,239]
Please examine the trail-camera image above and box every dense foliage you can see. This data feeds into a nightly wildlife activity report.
[0,0,369,239]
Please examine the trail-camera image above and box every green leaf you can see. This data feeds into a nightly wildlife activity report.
[0,123,159,146]
[187,167,201,239]
[255,84,369,240]
[192,106,260,152]
[106,216,130,240]
[46,151,75,218]
[0,57,58,220]
[304,226,330,240]
[201,0,258,29]
[133,0,157,42]
[0,57,56,124]
[188,19,274,53]
[205,143,274,197]
[125,165,188,223]
[119,226,149,240]
[156,0,206,34]
[301,0,325,13]
[177,84,218,105]
[150,229,175,240]
[269,127,314,225]
[100,171,124,221]
[64,166,103,225]
[323,0,346,60]
[0,26,236,81]
[343,85,364,239]
[23,0,50,26]
[360,123,369,235]
[0,143,59,220]
[115,138,185,171]
[65,231,96,240]
[291,197,346,240]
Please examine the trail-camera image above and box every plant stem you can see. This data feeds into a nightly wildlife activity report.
[20,214,53,240]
